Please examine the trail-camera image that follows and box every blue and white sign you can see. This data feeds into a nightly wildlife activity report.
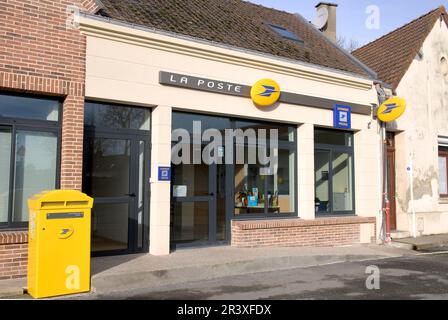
[158,166,171,181]
[334,105,352,129]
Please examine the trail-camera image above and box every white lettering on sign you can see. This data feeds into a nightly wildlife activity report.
[180,77,188,84]
[65,265,80,290]
[160,72,249,97]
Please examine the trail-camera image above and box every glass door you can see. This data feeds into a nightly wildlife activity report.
[171,161,217,245]
[84,134,149,255]
[315,150,331,214]
[170,142,229,247]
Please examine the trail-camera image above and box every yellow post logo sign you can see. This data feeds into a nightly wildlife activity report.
[377,97,406,122]
[250,79,281,107]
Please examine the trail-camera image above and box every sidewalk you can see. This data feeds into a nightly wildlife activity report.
[89,244,411,297]
[1,244,413,299]
[392,234,448,252]
[0,278,26,299]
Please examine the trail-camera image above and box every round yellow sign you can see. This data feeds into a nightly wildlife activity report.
[377,97,406,122]
[250,79,281,107]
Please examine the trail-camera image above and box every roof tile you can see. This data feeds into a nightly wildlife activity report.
[353,6,447,89]
[97,0,371,78]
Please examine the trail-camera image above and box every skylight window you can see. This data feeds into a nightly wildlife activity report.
[268,24,304,43]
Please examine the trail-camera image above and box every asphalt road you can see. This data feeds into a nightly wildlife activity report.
[89,252,448,300]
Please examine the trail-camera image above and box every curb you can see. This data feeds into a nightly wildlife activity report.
[0,287,25,299]
[391,240,448,252]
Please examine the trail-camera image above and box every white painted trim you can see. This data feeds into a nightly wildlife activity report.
[79,14,374,91]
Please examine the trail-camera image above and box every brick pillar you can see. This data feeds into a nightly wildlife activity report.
[60,86,85,191]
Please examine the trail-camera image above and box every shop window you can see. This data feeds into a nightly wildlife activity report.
[85,102,150,131]
[0,93,61,229]
[314,128,355,216]
[439,146,448,197]
[234,146,296,215]
[170,112,297,225]
[232,120,296,216]
[0,94,59,122]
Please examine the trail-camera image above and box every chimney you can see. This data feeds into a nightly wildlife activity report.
[315,2,338,43]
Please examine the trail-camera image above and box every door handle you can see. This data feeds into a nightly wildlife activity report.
[209,193,215,196]
[125,193,137,198]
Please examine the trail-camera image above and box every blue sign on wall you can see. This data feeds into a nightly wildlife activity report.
[158,166,171,181]
[334,105,352,129]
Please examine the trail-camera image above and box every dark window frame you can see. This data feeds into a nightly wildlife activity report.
[170,111,299,224]
[0,92,62,231]
[231,122,298,219]
[314,128,356,217]
[83,100,152,256]
[439,147,448,198]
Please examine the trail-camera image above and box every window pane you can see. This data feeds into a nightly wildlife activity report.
[267,148,295,213]
[87,138,131,198]
[172,144,210,197]
[85,102,150,130]
[92,203,129,252]
[315,150,331,213]
[0,129,11,223]
[12,131,58,222]
[171,202,209,244]
[0,93,59,121]
[439,156,448,195]
[234,143,266,215]
[172,113,231,138]
[234,120,294,142]
[332,152,353,212]
[315,129,352,146]
[137,141,145,248]
[216,163,226,241]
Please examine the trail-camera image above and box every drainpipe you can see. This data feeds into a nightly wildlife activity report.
[375,82,391,243]
[382,122,391,243]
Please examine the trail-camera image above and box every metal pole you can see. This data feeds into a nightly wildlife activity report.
[382,122,391,243]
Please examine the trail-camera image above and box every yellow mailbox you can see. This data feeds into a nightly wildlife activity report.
[27,190,93,299]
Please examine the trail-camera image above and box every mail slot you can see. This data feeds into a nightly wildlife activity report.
[46,213,85,220]
[27,190,93,299]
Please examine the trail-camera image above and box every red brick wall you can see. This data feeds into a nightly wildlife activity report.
[0,0,100,279]
[232,217,377,248]
[0,0,100,190]
[0,232,28,280]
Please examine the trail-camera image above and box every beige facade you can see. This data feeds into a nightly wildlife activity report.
[79,15,381,254]
[392,19,448,236]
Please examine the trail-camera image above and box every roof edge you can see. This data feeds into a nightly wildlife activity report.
[354,6,446,55]
[293,13,378,80]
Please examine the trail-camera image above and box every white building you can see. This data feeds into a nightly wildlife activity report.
[354,6,448,237]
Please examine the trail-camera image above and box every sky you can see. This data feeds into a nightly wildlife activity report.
[248,0,447,47]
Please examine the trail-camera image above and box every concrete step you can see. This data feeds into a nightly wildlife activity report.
[391,230,411,240]
[391,234,448,253]
[389,241,414,250]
